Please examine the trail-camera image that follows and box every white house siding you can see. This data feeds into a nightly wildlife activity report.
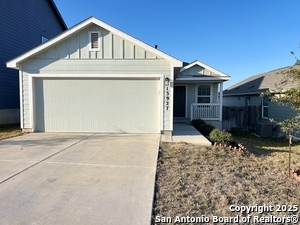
[180,66,218,76]
[21,59,172,131]
[212,83,218,103]
[17,23,178,132]
[33,25,160,60]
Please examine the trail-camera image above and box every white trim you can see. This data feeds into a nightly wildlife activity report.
[219,82,223,121]
[19,70,23,129]
[176,77,230,82]
[89,31,101,51]
[160,75,164,132]
[195,84,212,103]
[30,74,162,78]
[7,17,182,69]
[28,74,163,132]
[180,60,230,77]
[174,84,188,118]
[169,67,174,131]
[28,75,33,130]
[262,96,269,119]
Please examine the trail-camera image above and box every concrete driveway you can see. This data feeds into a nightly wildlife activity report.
[0,133,160,225]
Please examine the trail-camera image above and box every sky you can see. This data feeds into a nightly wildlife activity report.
[54,0,300,89]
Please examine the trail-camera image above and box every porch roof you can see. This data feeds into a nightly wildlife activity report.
[176,60,230,83]
[175,75,230,83]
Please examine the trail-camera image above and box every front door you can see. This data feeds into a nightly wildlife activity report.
[173,85,186,117]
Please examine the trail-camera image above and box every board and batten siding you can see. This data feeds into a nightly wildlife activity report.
[33,25,160,60]
[19,23,176,132]
[21,59,172,131]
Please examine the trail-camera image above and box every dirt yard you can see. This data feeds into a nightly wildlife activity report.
[152,137,300,225]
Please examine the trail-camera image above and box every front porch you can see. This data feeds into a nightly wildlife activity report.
[173,60,229,129]
[190,103,222,121]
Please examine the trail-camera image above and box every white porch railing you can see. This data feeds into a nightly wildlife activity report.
[190,103,221,121]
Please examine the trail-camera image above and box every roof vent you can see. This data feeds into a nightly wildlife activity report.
[155,45,158,49]
[248,85,255,89]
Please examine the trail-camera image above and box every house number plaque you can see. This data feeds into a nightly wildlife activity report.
[165,86,170,110]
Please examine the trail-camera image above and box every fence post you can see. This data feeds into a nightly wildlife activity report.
[288,126,292,177]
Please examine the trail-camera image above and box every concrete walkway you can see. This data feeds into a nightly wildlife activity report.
[161,123,211,146]
[0,133,160,225]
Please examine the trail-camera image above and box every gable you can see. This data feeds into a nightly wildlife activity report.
[7,17,182,69]
[180,64,219,76]
[34,24,161,60]
[179,60,229,78]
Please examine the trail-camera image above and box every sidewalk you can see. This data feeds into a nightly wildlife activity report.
[161,123,211,146]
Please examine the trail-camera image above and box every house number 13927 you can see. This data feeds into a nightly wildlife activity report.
[165,86,170,110]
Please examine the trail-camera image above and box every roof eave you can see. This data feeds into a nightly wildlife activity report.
[223,91,266,96]
[7,17,183,69]
[180,60,229,77]
[176,76,230,82]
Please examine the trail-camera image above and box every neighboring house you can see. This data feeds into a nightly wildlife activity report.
[0,0,67,124]
[223,67,297,136]
[7,16,229,134]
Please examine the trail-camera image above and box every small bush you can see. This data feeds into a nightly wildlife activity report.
[191,119,206,128]
[209,128,233,144]
[198,123,215,136]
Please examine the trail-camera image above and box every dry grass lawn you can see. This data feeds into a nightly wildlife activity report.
[0,124,23,140]
[152,133,300,224]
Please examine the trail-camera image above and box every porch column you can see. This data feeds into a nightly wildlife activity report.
[219,82,223,121]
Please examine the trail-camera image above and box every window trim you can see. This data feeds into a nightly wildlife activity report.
[89,31,101,51]
[196,84,212,104]
[262,96,269,119]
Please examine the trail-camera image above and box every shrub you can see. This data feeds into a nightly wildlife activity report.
[198,123,215,136]
[191,119,206,128]
[209,128,233,144]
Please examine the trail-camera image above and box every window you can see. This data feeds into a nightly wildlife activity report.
[262,96,269,118]
[41,36,48,43]
[89,31,101,51]
[197,85,211,103]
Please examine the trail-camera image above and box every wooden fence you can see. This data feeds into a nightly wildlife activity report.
[222,105,261,131]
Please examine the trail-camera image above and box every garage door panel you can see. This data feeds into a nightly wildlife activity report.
[35,78,160,133]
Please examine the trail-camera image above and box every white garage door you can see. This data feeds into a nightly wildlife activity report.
[34,78,160,133]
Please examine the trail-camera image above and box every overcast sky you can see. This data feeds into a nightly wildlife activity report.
[54,0,300,89]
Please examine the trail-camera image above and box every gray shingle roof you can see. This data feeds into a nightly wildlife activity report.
[223,66,297,96]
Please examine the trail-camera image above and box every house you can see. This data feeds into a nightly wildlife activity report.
[7,16,229,134]
[174,60,230,129]
[223,67,298,135]
[0,0,67,124]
